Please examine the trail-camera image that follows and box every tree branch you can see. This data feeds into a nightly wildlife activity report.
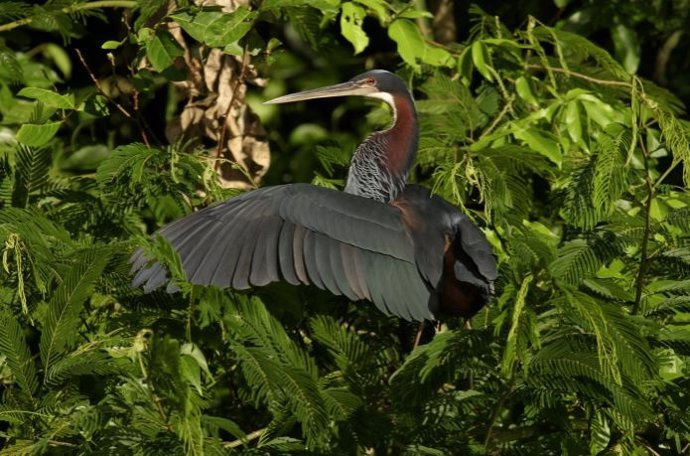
[224,428,265,449]
[633,142,654,315]
[525,64,632,88]
[483,378,516,451]
[0,1,138,33]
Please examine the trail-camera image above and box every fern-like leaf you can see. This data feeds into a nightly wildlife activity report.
[39,247,110,375]
[96,143,159,189]
[13,145,52,206]
[560,156,599,230]
[655,108,690,187]
[0,42,23,84]
[550,239,599,285]
[44,349,117,386]
[593,127,629,214]
[0,311,38,399]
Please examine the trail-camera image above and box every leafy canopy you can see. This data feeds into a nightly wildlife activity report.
[0,1,689,455]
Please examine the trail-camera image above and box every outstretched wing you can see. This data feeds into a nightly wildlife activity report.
[130,184,437,321]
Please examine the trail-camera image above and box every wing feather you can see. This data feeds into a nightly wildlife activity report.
[292,225,310,284]
[250,217,282,286]
[313,232,341,296]
[232,228,259,290]
[278,222,300,285]
[327,237,357,301]
[130,184,448,321]
[302,229,325,290]
[209,219,251,288]
[194,202,258,286]
[339,243,365,300]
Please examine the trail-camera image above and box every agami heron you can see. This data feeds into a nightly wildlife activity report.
[130,70,498,322]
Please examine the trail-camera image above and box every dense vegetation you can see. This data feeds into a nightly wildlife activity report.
[1,1,689,454]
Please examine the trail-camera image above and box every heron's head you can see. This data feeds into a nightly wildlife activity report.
[264,70,410,106]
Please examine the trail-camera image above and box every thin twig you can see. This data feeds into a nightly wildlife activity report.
[654,160,681,188]
[75,49,131,120]
[0,1,137,33]
[483,378,515,452]
[633,141,654,315]
[481,95,514,138]
[525,64,632,88]
[75,48,151,147]
[47,439,77,448]
[633,184,653,315]
[413,321,425,348]
[224,428,265,448]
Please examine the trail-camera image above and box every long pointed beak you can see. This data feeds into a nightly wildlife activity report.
[264,81,372,104]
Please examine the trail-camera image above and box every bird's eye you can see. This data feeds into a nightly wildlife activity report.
[365,77,376,85]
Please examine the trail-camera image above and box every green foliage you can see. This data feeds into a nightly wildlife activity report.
[0,1,689,455]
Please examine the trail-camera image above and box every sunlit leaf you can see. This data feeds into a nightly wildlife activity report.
[340,2,369,54]
[515,76,538,105]
[471,41,493,81]
[512,127,562,166]
[17,87,74,109]
[41,44,71,79]
[388,18,423,70]
[146,29,183,72]
[16,122,61,147]
[611,24,640,74]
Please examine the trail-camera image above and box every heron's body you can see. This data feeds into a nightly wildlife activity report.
[131,70,497,321]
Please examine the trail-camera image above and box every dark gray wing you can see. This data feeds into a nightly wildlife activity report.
[393,185,497,296]
[453,215,499,285]
[130,184,435,321]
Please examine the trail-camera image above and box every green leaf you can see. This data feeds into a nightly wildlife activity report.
[41,43,71,78]
[205,7,256,47]
[45,350,117,386]
[502,275,533,376]
[0,43,24,84]
[388,19,424,70]
[564,101,583,145]
[457,46,473,85]
[515,76,538,105]
[512,127,561,166]
[590,411,610,455]
[17,87,74,109]
[96,143,158,187]
[0,312,38,397]
[260,0,339,13]
[16,122,61,147]
[593,129,629,212]
[353,0,389,21]
[550,239,598,285]
[39,248,111,374]
[146,29,183,72]
[611,24,640,74]
[171,7,257,48]
[170,11,211,42]
[181,342,212,379]
[471,41,493,81]
[101,40,122,50]
[340,2,369,54]
[61,144,110,171]
[422,45,453,67]
[398,9,433,19]
[180,354,202,394]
